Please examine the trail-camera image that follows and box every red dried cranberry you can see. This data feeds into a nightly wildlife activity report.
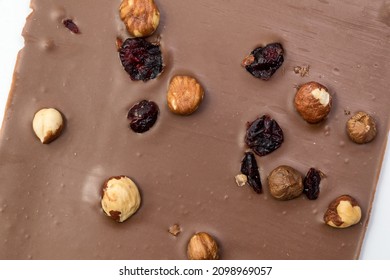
[240,152,262,193]
[242,43,284,80]
[245,115,284,156]
[63,19,80,34]
[303,168,322,200]
[127,100,159,133]
[119,38,163,82]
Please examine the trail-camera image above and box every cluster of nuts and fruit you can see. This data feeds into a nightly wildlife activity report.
[30,0,378,260]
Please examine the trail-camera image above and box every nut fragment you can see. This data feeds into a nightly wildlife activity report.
[167,76,204,115]
[235,174,248,187]
[324,195,362,228]
[101,176,141,222]
[168,224,182,237]
[187,232,219,260]
[120,0,160,37]
[294,81,332,123]
[32,108,64,144]
[346,111,377,144]
[268,165,303,200]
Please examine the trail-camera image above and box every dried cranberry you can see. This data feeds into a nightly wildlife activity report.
[63,19,80,34]
[242,43,284,80]
[119,38,163,82]
[127,100,159,133]
[240,152,262,193]
[303,168,322,200]
[245,115,284,156]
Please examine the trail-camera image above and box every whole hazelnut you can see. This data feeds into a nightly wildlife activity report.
[167,75,205,115]
[294,81,332,123]
[119,0,160,37]
[268,165,303,200]
[324,195,362,228]
[187,232,219,260]
[32,108,64,144]
[101,176,141,222]
[346,111,377,144]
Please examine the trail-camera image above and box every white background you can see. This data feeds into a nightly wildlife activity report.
[0,0,389,260]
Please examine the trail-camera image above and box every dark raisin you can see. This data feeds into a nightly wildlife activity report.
[242,43,284,80]
[63,19,80,34]
[127,100,159,133]
[240,152,262,193]
[119,38,163,82]
[303,168,322,200]
[245,115,284,156]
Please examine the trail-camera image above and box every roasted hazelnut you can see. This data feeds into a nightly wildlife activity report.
[32,108,64,144]
[324,195,362,228]
[120,0,160,37]
[101,176,141,222]
[187,232,219,260]
[268,165,303,200]
[346,111,377,144]
[167,75,205,115]
[294,81,332,123]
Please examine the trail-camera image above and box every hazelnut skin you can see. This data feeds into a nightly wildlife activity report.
[346,111,377,144]
[268,165,303,200]
[294,81,332,123]
[187,232,219,260]
[324,195,362,228]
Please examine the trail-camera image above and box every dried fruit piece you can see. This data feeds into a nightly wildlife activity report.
[346,111,377,144]
[324,195,362,228]
[268,165,303,201]
[242,43,284,80]
[120,0,160,37]
[62,19,80,34]
[119,38,164,81]
[187,232,219,260]
[245,115,284,156]
[101,176,141,222]
[167,76,204,115]
[303,168,322,200]
[127,100,159,133]
[32,108,64,144]
[294,81,332,123]
[240,152,262,193]
[168,224,182,237]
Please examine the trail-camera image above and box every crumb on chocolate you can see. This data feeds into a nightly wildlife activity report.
[168,224,182,237]
[293,65,310,77]
[344,109,351,116]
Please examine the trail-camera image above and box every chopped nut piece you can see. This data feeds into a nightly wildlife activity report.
[187,232,219,260]
[268,165,303,200]
[101,176,141,222]
[324,195,362,228]
[293,65,310,77]
[294,81,332,123]
[120,0,160,37]
[167,76,204,115]
[346,111,377,144]
[235,174,248,187]
[168,224,182,236]
[32,108,64,144]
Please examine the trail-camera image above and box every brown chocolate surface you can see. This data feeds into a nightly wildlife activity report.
[0,0,389,259]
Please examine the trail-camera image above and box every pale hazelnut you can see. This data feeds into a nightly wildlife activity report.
[346,111,377,144]
[119,0,160,37]
[167,75,205,115]
[32,108,64,144]
[187,232,219,260]
[324,195,362,228]
[101,176,141,222]
[294,81,332,123]
[235,174,248,187]
[268,165,303,200]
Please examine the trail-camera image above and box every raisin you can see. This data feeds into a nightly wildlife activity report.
[63,19,80,34]
[119,38,164,82]
[242,43,284,80]
[240,152,262,193]
[303,168,322,200]
[245,115,284,156]
[127,100,159,133]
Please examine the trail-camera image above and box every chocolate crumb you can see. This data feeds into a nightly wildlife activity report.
[168,224,182,236]
[344,109,351,116]
[63,19,80,34]
[293,65,310,77]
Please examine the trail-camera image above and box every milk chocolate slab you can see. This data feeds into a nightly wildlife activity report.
[0,0,389,259]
